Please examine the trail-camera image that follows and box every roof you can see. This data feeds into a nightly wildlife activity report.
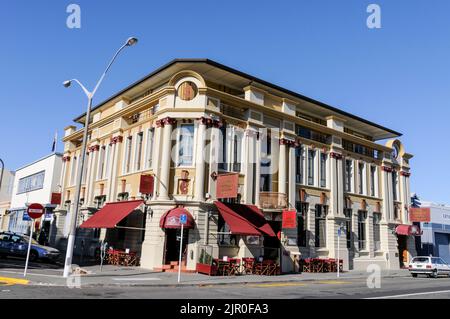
[73,58,402,138]
[14,153,63,172]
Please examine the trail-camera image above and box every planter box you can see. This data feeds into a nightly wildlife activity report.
[196,263,218,276]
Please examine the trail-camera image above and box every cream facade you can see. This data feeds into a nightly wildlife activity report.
[0,169,15,231]
[56,59,416,272]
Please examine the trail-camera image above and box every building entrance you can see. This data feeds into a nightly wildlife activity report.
[164,228,189,264]
[397,235,408,268]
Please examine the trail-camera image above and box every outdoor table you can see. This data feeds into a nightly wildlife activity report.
[106,249,139,266]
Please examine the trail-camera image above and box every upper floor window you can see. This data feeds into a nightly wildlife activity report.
[145,128,155,170]
[70,156,78,186]
[124,136,133,174]
[358,162,365,195]
[320,153,327,188]
[232,130,243,173]
[392,171,398,201]
[307,150,315,186]
[135,132,144,171]
[218,125,228,171]
[177,124,194,167]
[370,166,376,197]
[17,171,45,194]
[177,81,198,101]
[345,159,353,192]
[97,146,106,180]
[81,153,89,184]
[295,146,304,184]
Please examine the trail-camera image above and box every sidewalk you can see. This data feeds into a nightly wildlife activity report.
[0,263,411,288]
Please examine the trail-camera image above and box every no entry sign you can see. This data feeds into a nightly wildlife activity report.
[27,203,45,219]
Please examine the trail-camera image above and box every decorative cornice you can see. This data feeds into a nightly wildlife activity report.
[381,166,393,173]
[400,171,411,177]
[88,145,100,153]
[62,156,71,163]
[279,138,297,148]
[330,152,343,160]
[110,136,123,145]
[197,116,222,128]
[156,117,177,128]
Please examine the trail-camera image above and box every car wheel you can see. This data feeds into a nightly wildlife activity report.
[29,250,38,262]
[432,270,439,278]
[411,273,418,278]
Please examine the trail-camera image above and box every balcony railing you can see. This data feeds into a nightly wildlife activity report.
[259,192,288,210]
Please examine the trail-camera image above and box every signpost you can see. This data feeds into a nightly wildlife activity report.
[178,214,187,283]
[337,225,342,278]
[24,203,45,277]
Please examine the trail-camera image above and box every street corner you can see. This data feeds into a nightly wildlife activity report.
[0,277,29,287]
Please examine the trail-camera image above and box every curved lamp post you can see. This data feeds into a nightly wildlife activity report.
[0,158,4,192]
[62,37,138,278]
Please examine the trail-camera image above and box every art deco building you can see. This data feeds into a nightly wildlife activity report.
[55,59,416,272]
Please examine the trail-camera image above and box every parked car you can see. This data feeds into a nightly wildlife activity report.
[409,256,450,278]
[0,231,60,263]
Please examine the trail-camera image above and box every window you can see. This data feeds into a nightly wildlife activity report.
[145,128,154,169]
[370,166,376,197]
[392,171,398,201]
[177,124,194,166]
[17,171,46,194]
[217,214,237,246]
[295,146,304,184]
[373,212,382,251]
[320,153,327,188]
[315,204,327,248]
[345,216,352,249]
[261,131,272,192]
[296,202,309,247]
[345,160,352,192]
[308,150,315,186]
[81,153,89,184]
[177,81,198,101]
[70,157,77,186]
[124,136,133,174]
[218,125,228,170]
[232,130,243,172]
[358,162,364,195]
[135,132,144,171]
[358,211,367,250]
[97,146,106,180]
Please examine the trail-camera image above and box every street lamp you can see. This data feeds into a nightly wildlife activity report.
[62,37,138,278]
[0,158,4,192]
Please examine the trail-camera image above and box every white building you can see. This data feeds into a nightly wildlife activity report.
[8,153,63,240]
[0,169,15,231]
[416,201,450,263]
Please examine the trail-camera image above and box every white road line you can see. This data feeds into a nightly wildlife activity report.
[112,277,161,281]
[0,270,62,278]
[366,290,450,299]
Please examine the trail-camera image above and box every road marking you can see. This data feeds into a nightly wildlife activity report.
[0,270,61,278]
[366,290,450,299]
[315,280,352,285]
[0,277,29,286]
[112,277,161,281]
[248,283,308,288]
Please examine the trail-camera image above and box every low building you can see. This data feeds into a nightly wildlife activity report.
[57,59,416,272]
[415,202,450,263]
[7,153,63,245]
[0,169,15,231]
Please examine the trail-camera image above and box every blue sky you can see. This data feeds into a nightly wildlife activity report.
[0,0,449,203]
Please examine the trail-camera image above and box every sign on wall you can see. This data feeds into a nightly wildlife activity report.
[409,207,431,222]
[51,193,62,205]
[282,210,297,229]
[216,173,239,199]
[139,175,154,195]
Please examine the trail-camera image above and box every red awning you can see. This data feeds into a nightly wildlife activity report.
[160,207,195,229]
[214,201,261,236]
[80,200,144,229]
[395,224,422,236]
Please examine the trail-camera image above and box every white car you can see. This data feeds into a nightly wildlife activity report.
[409,256,450,278]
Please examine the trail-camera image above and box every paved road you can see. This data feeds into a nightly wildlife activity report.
[2,275,450,299]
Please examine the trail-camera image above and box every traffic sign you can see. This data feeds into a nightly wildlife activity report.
[337,228,342,237]
[180,214,187,225]
[27,203,45,219]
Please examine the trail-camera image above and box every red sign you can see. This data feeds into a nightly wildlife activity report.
[282,210,297,229]
[27,203,45,219]
[51,193,62,205]
[409,208,431,222]
[139,175,154,195]
[216,173,239,199]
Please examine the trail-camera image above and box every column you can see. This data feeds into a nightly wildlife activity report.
[254,132,261,207]
[208,121,220,201]
[59,155,70,205]
[194,118,207,201]
[151,124,163,200]
[288,143,296,208]
[278,139,287,195]
[329,151,344,216]
[107,136,123,202]
[381,165,393,222]
[157,117,176,200]
[86,145,100,206]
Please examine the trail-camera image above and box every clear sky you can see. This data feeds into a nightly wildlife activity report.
[0,0,449,203]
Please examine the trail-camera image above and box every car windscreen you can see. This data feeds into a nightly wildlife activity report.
[22,235,39,245]
[412,257,429,263]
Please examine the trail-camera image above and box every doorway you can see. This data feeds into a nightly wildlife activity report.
[397,235,408,268]
[263,221,281,261]
[164,228,189,265]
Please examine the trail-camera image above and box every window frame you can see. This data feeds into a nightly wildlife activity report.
[176,123,195,167]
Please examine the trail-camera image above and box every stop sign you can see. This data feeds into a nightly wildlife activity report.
[27,203,45,219]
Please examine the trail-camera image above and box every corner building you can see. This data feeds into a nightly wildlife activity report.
[57,59,416,272]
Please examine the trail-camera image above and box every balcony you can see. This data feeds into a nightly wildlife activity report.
[259,192,288,210]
